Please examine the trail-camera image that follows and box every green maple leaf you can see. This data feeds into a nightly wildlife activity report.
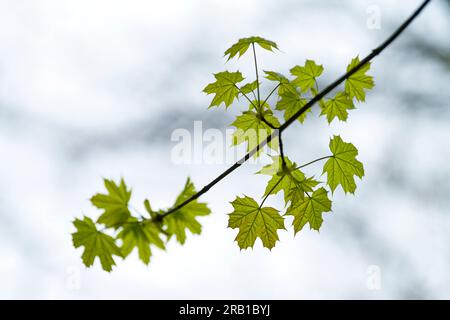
[276,91,310,123]
[286,187,332,233]
[323,135,364,194]
[228,196,285,250]
[240,80,259,95]
[224,36,278,61]
[258,156,319,205]
[203,71,244,108]
[118,219,165,265]
[164,178,211,244]
[264,70,298,95]
[72,216,122,272]
[91,178,131,228]
[320,92,355,123]
[231,108,280,157]
[290,60,324,93]
[345,56,374,102]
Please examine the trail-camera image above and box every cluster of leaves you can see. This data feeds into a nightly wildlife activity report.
[72,36,373,271]
[72,178,210,271]
[203,37,373,250]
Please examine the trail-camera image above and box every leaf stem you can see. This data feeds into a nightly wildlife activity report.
[259,176,284,209]
[129,204,146,219]
[99,219,139,232]
[252,42,261,109]
[262,83,281,107]
[296,155,332,170]
[234,84,258,110]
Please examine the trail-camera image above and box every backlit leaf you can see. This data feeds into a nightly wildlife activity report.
[276,91,310,123]
[240,80,259,95]
[203,71,244,108]
[224,36,278,61]
[264,70,298,95]
[323,135,364,194]
[72,216,122,272]
[345,56,374,102]
[228,196,285,250]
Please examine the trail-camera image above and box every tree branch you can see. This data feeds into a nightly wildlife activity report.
[278,131,287,167]
[159,0,431,219]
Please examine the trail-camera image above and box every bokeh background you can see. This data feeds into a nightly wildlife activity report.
[0,0,449,299]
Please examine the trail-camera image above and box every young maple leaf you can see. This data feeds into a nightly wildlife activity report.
[72,216,122,272]
[231,109,280,157]
[323,135,364,194]
[203,71,245,108]
[290,60,324,93]
[163,178,211,244]
[224,36,278,61]
[264,70,298,96]
[320,91,355,123]
[239,80,259,95]
[257,156,319,205]
[91,178,131,228]
[276,91,310,124]
[228,196,285,250]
